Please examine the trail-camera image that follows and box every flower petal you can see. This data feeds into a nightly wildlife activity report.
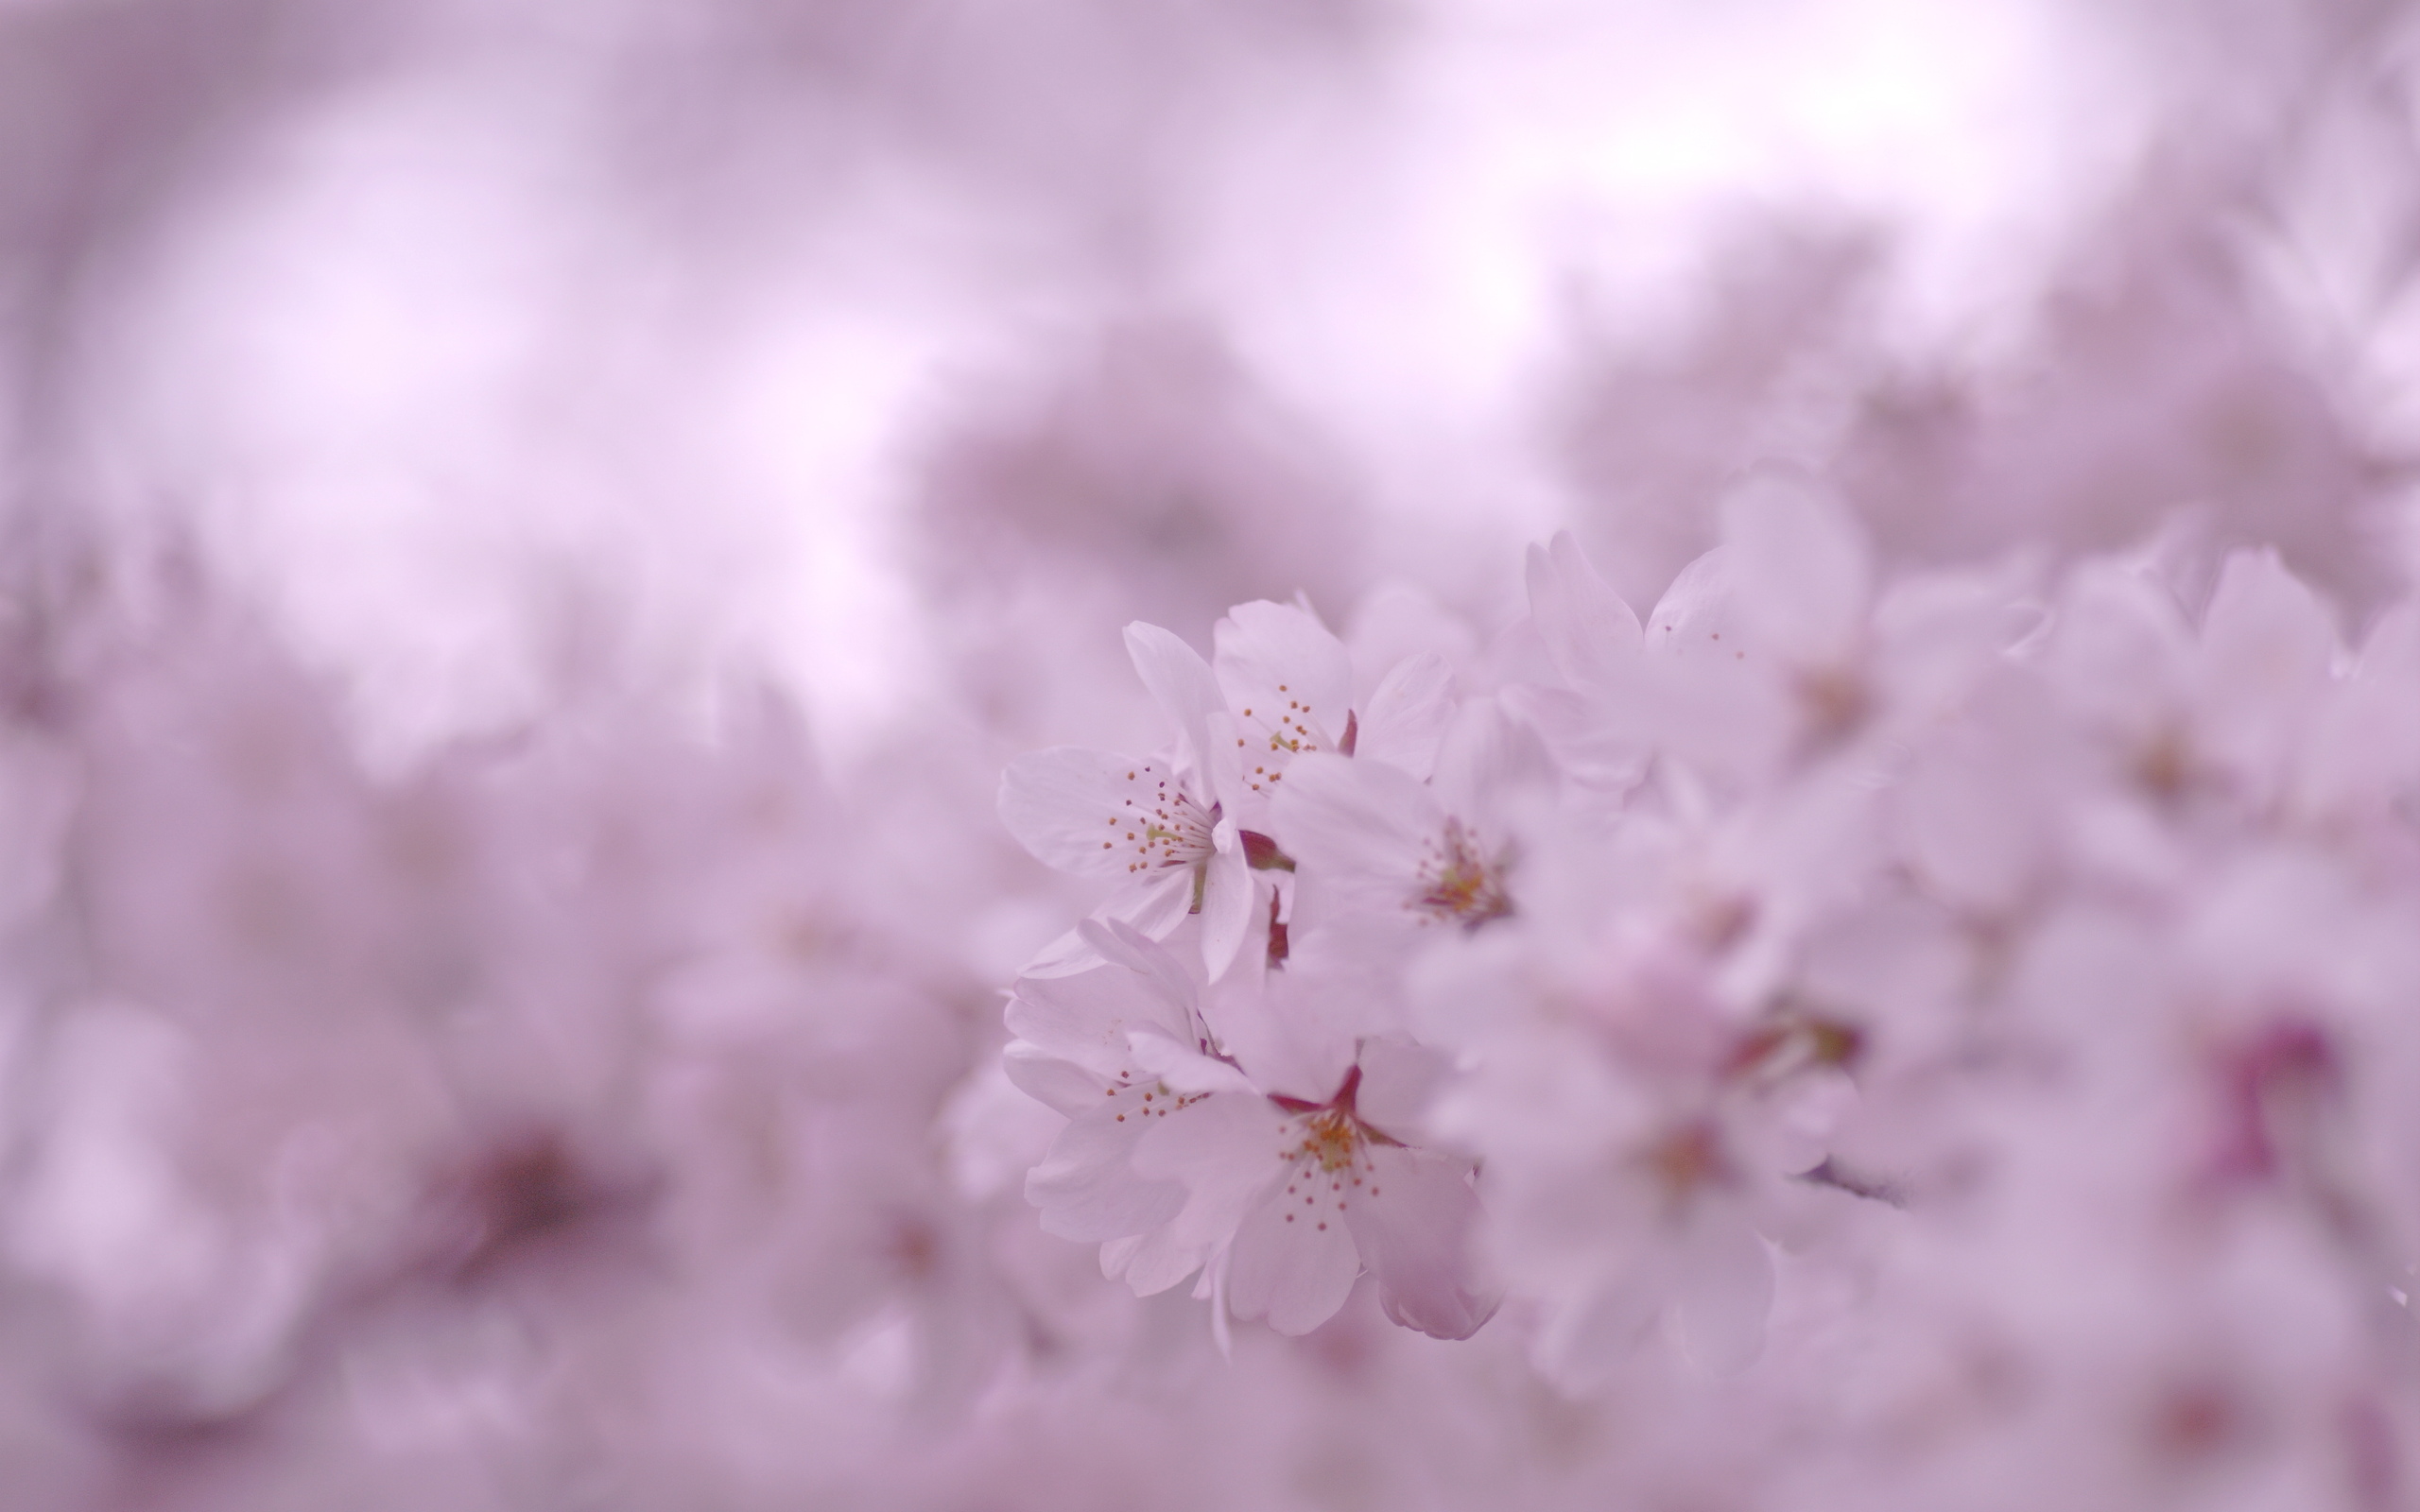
[1114,1222,1217,1297]
[1267,751,1437,904]
[1535,1268,1665,1390]
[1013,871,1196,978]
[1108,872,1201,947]
[1720,478,1871,664]
[1125,623,1224,784]
[1000,1042,1105,1118]
[1131,1091,1291,1190]
[1130,1094,1294,1290]
[1343,1145,1499,1340]
[1430,695,1556,827]
[1641,546,1794,776]
[1526,531,1642,693]
[1215,600,1355,772]
[1006,955,1189,1073]
[2198,546,2339,793]
[1078,917,1201,1017]
[999,747,1181,877]
[2296,601,2420,816]
[1226,1185,1360,1335]
[1499,682,1646,797]
[1124,1031,1259,1094]
[1202,709,1249,822]
[1669,1211,1774,1376]
[1198,838,1254,981]
[1028,1109,1187,1242]
[1355,652,1456,779]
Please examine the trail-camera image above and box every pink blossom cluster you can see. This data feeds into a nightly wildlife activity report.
[991,493,2420,1507]
[15,490,2419,1507]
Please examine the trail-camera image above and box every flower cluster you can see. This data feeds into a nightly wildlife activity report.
[998,598,1507,1339]
[996,487,2420,1499]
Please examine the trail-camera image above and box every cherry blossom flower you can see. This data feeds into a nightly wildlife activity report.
[998,624,1257,980]
[1000,603,1462,983]
[1518,493,2023,799]
[1415,904,1862,1383]
[1213,597,1459,810]
[1270,696,1553,942]
[2039,546,2346,819]
[1007,922,1497,1340]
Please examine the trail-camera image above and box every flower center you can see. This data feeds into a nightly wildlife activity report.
[1640,1119,1732,1212]
[1411,818,1511,926]
[1236,683,1349,796]
[1112,770,1219,875]
[1296,1107,1366,1173]
[1267,1065,1409,1230]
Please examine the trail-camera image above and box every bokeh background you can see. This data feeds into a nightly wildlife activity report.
[1,0,2417,1506]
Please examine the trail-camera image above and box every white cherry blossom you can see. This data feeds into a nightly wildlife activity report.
[1213,597,1459,810]
[1269,695,1552,941]
[1007,923,1497,1340]
[999,623,1257,980]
